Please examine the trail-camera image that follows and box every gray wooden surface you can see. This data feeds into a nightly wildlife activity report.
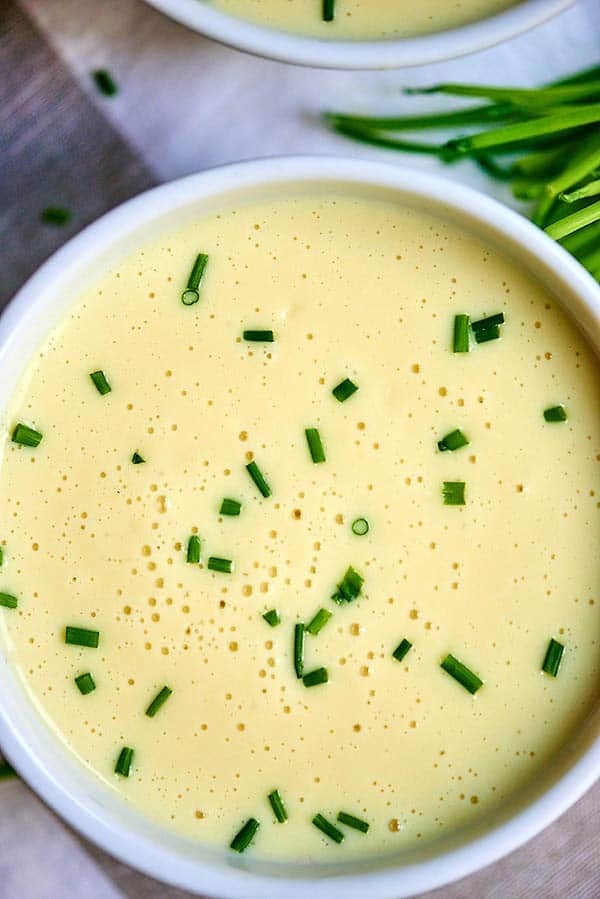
[0,1,599,897]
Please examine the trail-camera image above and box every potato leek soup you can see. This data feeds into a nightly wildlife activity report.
[210,0,518,40]
[1,192,599,861]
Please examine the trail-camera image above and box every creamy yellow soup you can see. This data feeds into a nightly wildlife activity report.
[211,0,519,40]
[1,194,599,861]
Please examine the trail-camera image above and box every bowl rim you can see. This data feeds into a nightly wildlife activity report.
[142,0,574,69]
[0,155,599,899]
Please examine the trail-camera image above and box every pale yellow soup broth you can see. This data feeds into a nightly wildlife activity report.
[211,0,519,40]
[1,194,599,860]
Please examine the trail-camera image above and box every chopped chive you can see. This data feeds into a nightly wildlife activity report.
[312,813,344,843]
[74,672,96,695]
[453,314,470,353]
[181,253,209,305]
[0,593,17,609]
[542,638,565,677]
[442,481,466,506]
[41,206,70,226]
[322,0,335,21]
[208,557,233,574]
[243,330,274,342]
[392,638,413,663]
[93,69,118,96]
[145,685,173,717]
[65,626,99,648]
[332,377,358,402]
[472,313,504,332]
[11,423,42,448]
[294,623,305,678]
[220,498,242,516]
[437,429,469,452]
[186,535,201,564]
[0,760,16,779]
[230,817,260,853]
[351,517,369,536]
[337,811,369,833]
[305,428,326,463]
[303,667,329,687]
[262,609,280,627]
[268,789,288,823]
[331,565,364,604]
[473,324,501,343]
[544,405,567,422]
[441,653,483,694]
[131,451,145,464]
[246,460,271,497]
[89,370,112,395]
[0,547,3,566]
[306,608,332,636]
[114,746,134,777]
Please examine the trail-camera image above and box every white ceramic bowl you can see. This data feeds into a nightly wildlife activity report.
[0,157,599,898]
[143,0,575,68]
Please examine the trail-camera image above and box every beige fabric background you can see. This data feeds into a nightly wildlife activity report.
[1,0,599,896]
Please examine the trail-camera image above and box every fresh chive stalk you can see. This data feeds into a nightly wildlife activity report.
[89,370,112,395]
[243,330,275,342]
[437,429,469,452]
[41,206,70,225]
[181,253,209,305]
[331,565,364,604]
[305,427,326,463]
[322,0,335,21]
[208,557,233,574]
[262,609,280,627]
[545,199,600,240]
[268,789,288,823]
[313,813,344,843]
[405,81,600,105]
[392,638,413,663]
[186,535,201,564]
[131,451,145,464]
[75,672,96,695]
[442,481,466,506]
[453,315,470,353]
[544,405,567,422]
[294,623,305,678]
[337,811,369,833]
[230,818,260,853]
[220,498,242,516]
[306,608,332,636]
[542,638,565,677]
[11,423,42,447]
[93,69,118,96]
[65,626,99,648]
[560,178,600,203]
[114,746,134,777]
[441,653,483,694]
[351,517,369,536]
[332,377,358,402]
[303,667,329,687]
[0,593,17,609]
[246,460,271,497]
[145,685,172,717]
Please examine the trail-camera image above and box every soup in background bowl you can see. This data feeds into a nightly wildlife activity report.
[0,158,598,898]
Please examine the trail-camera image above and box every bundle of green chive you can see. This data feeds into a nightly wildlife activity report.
[324,64,600,281]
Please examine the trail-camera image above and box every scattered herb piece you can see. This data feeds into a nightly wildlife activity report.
[89,370,112,395]
[114,746,134,777]
[75,673,96,695]
[0,547,3,567]
[11,423,42,448]
[294,623,305,678]
[332,377,358,402]
[220,498,242,516]
[268,789,288,823]
[41,206,70,226]
[453,314,470,353]
[303,667,329,687]
[186,535,201,564]
[442,481,466,506]
[392,638,413,663]
[243,330,274,342]
[322,0,335,22]
[262,609,281,627]
[471,312,505,332]
[246,460,271,497]
[313,813,344,843]
[0,593,17,610]
[331,565,364,604]
[181,253,209,305]
[0,760,16,779]
[306,608,332,636]
[93,69,118,96]
[351,517,369,536]
[65,626,99,648]
[337,811,369,833]
[146,685,173,717]
[544,405,568,422]
[208,557,233,574]
[230,817,260,853]
[305,427,326,463]
[437,429,469,452]
[440,653,483,694]
[131,452,145,464]
[542,638,565,677]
